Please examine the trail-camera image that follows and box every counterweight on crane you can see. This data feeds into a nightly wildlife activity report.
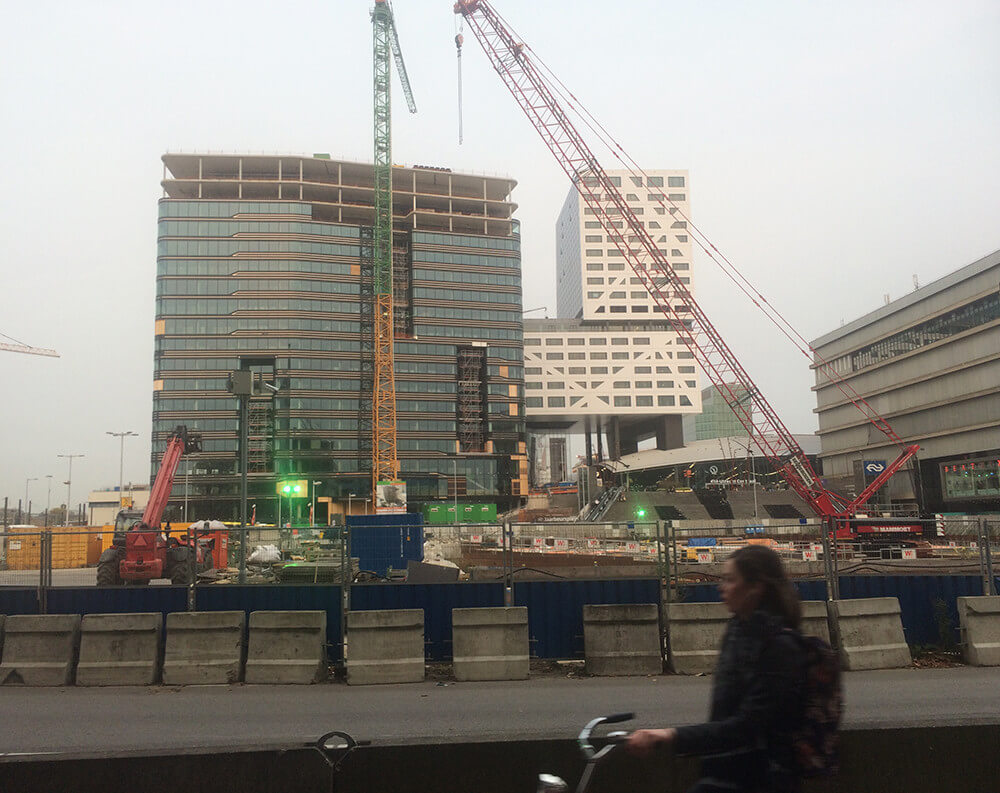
[454,0,919,521]
[370,0,417,499]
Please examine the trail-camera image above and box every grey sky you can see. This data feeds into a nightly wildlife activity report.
[1,0,997,509]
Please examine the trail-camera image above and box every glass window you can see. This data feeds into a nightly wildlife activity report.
[547,396,566,407]
[668,176,685,187]
[647,176,663,187]
[585,235,602,242]
[636,395,653,407]
[590,352,607,359]
[614,396,632,407]
[546,382,565,389]
[609,306,627,313]
[668,193,686,201]
[545,338,563,346]
[586,277,604,285]
[657,395,675,406]
[613,381,630,388]
[545,352,564,360]
[526,397,543,408]
[567,352,586,360]
[567,338,585,346]
[591,366,608,374]
[586,264,604,271]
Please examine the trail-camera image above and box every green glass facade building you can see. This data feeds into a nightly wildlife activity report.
[154,154,527,524]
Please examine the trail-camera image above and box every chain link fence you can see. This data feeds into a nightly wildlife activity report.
[1,516,996,608]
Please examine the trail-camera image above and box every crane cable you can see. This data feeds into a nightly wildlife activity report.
[482,6,906,450]
[455,18,464,145]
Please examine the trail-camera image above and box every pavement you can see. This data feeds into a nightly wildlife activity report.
[1,666,998,756]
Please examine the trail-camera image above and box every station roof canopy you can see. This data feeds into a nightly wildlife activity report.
[602,434,821,474]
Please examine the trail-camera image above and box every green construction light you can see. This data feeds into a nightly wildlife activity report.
[282,484,292,494]
[293,484,302,494]
[636,508,647,518]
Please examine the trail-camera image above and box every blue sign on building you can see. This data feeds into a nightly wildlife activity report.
[863,460,887,475]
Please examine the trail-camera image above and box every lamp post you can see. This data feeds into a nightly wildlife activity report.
[25,477,37,524]
[106,431,137,504]
[56,454,84,527]
[348,492,355,520]
[453,457,458,525]
[311,481,321,527]
[45,474,53,527]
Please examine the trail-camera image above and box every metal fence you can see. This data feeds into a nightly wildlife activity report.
[1,516,995,610]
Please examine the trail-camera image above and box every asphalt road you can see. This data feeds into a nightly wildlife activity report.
[1,666,997,756]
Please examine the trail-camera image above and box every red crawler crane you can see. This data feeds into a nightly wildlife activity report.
[454,0,920,529]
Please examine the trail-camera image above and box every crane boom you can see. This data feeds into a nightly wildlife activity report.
[455,0,918,518]
[0,342,59,357]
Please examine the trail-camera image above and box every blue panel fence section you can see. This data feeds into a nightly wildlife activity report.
[46,586,188,620]
[195,584,344,661]
[0,588,40,616]
[514,578,662,660]
[350,582,504,661]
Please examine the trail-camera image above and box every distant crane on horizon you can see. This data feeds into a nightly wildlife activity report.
[0,331,58,358]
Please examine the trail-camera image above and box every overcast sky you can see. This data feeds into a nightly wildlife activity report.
[1,0,997,512]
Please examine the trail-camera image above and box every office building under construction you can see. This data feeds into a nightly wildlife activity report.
[153,153,527,523]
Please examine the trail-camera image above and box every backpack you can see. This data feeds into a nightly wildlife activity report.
[784,630,843,777]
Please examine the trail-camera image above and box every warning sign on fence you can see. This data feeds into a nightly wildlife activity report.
[469,534,482,544]
[802,550,817,562]
[587,539,600,549]
[697,551,713,564]
[902,549,917,560]
[554,538,569,550]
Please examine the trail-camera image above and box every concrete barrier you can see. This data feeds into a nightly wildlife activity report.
[452,607,529,681]
[245,611,327,684]
[163,611,245,685]
[800,600,832,644]
[346,609,424,685]
[0,614,81,686]
[830,597,911,670]
[957,596,1000,666]
[77,613,162,686]
[583,603,662,676]
[666,602,730,675]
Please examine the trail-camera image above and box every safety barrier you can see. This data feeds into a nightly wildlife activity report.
[245,610,327,684]
[665,601,730,674]
[345,609,424,685]
[957,596,1000,666]
[452,607,529,681]
[76,612,162,686]
[800,600,832,644]
[830,597,911,670]
[583,603,662,676]
[162,611,245,685]
[0,614,81,686]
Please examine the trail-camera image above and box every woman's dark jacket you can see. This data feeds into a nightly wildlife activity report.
[673,609,806,792]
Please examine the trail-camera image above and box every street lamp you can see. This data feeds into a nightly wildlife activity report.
[56,454,84,527]
[25,477,38,524]
[45,474,53,527]
[348,492,355,520]
[106,431,137,505]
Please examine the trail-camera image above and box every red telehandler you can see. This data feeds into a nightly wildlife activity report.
[97,425,215,586]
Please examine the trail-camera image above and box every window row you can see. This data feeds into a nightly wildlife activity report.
[412,250,520,269]
[159,220,361,239]
[417,324,522,341]
[158,259,355,278]
[162,318,359,335]
[158,240,360,257]
[413,267,521,288]
[845,292,1000,373]
[159,201,314,219]
[413,232,520,252]
[157,278,360,297]
[415,306,521,324]
[412,286,521,306]
[156,298,359,315]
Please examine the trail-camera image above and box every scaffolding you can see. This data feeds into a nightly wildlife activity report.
[357,226,375,472]
[457,346,487,453]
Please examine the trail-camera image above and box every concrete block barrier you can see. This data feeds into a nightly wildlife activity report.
[830,597,911,670]
[452,607,529,682]
[245,610,327,684]
[583,603,662,676]
[0,614,81,686]
[800,600,832,644]
[163,611,245,685]
[346,609,424,685]
[666,602,730,675]
[77,613,162,686]
[957,596,1000,666]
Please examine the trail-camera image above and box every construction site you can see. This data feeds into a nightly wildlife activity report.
[0,2,998,791]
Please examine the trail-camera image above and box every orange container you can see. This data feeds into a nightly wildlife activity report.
[3,531,42,570]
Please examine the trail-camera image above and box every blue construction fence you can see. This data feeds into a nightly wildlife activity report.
[1,575,998,661]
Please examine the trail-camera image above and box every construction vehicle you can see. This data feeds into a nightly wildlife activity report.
[97,425,214,586]
[454,0,921,535]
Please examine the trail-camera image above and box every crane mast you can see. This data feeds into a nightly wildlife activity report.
[454,0,918,518]
[370,0,417,498]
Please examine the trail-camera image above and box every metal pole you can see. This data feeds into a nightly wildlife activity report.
[45,475,52,528]
[25,478,37,524]
[239,395,249,585]
[57,454,84,527]
[454,458,458,525]
[985,519,996,597]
